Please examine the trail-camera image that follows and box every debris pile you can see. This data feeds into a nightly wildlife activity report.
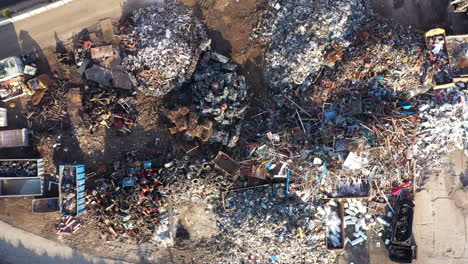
[83,85,137,133]
[56,216,82,235]
[25,79,69,131]
[252,0,370,90]
[426,33,453,85]
[413,85,467,181]
[167,50,248,147]
[121,1,208,96]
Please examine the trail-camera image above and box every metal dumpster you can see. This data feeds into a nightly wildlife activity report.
[59,165,85,216]
[0,159,44,197]
[0,177,43,197]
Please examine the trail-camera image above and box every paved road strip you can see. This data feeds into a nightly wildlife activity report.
[0,0,73,27]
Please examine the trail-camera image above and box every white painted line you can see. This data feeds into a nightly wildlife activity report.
[28,6,48,16]
[11,13,31,22]
[46,1,65,9]
[1,0,73,26]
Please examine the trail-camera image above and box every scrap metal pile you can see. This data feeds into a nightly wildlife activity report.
[0,160,37,177]
[85,158,167,242]
[35,1,466,263]
[167,50,248,147]
[215,185,337,263]
[252,0,370,91]
[191,6,466,262]
[413,84,467,182]
[241,13,433,202]
[65,33,140,133]
[86,162,165,242]
[25,79,69,131]
[84,152,233,243]
[121,0,208,97]
[83,84,137,133]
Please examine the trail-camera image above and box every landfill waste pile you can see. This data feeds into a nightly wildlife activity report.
[167,50,248,147]
[252,0,370,90]
[121,0,208,97]
[0,160,38,177]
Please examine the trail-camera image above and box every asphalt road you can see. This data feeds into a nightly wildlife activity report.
[0,0,163,59]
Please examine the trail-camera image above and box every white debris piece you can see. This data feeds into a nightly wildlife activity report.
[343,152,368,170]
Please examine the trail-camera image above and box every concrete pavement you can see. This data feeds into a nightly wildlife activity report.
[413,150,468,264]
[0,0,164,59]
[0,220,129,264]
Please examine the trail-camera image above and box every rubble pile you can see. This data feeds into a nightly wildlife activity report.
[168,50,248,147]
[121,1,208,96]
[252,0,370,90]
